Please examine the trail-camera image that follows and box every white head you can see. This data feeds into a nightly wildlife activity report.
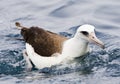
[74,24,105,49]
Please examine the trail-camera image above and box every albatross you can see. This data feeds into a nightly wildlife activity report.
[15,22,105,70]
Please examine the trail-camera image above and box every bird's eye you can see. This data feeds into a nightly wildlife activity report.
[81,31,89,36]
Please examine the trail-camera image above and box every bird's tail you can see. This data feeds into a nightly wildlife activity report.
[15,22,28,30]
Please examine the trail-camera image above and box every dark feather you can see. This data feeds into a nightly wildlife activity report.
[21,27,67,56]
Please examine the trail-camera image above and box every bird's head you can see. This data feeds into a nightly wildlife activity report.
[75,24,105,49]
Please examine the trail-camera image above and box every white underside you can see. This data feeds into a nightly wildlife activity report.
[25,38,90,69]
[26,43,66,69]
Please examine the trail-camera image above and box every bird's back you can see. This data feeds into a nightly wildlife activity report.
[21,27,67,56]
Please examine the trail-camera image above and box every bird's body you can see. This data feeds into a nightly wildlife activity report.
[25,36,90,69]
[15,22,104,70]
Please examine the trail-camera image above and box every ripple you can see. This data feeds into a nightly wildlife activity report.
[0,49,25,75]
[0,0,120,83]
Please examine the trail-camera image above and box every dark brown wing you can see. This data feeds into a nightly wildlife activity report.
[21,27,67,57]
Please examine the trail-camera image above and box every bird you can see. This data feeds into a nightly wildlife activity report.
[15,22,105,70]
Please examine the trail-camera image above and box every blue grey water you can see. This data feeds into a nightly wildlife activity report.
[0,0,120,84]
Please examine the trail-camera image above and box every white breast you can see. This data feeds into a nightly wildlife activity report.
[61,38,89,60]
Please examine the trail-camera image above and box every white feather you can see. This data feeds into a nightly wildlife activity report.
[26,43,66,69]
[61,38,89,60]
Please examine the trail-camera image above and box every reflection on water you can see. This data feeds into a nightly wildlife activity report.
[0,0,120,84]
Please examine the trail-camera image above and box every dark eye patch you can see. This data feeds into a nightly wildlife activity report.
[81,31,89,36]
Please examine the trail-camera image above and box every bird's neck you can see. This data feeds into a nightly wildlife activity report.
[61,36,89,59]
[73,34,89,45]
[72,37,89,52]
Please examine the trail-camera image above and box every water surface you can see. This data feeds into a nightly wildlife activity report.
[0,0,120,84]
